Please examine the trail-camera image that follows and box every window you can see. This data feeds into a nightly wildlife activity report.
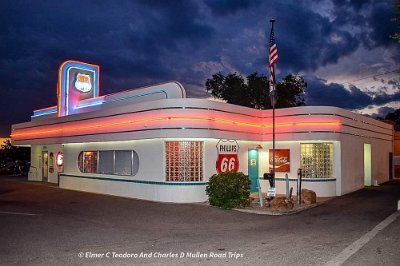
[300,143,333,178]
[77,151,98,173]
[115,150,132,176]
[78,150,139,176]
[98,151,114,174]
[165,141,203,182]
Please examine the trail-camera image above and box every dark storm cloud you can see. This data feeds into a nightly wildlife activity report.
[0,0,214,135]
[366,2,398,47]
[252,1,363,73]
[333,0,370,10]
[371,106,396,119]
[0,0,398,136]
[305,77,373,109]
[204,0,258,15]
[373,91,400,106]
[305,75,400,111]
[331,0,398,49]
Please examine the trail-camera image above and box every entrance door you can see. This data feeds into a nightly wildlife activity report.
[248,149,259,192]
[364,144,371,186]
[42,151,48,182]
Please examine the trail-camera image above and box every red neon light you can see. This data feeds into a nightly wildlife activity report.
[11,110,342,140]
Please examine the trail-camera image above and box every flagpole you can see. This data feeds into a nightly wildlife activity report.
[270,19,276,191]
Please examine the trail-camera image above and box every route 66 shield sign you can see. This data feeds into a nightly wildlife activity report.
[74,73,92,93]
[216,140,239,173]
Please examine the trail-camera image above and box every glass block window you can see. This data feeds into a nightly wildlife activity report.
[300,143,333,178]
[165,141,203,182]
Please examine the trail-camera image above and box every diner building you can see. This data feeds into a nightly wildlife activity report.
[11,61,394,202]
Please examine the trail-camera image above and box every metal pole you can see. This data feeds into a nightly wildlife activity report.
[272,93,275,187]
[270,19,276,189]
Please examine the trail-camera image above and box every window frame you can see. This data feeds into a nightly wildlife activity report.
[77,150,139,176]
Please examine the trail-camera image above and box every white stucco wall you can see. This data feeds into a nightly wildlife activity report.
[15,98,392,203]
[340,135,392,195]
[60,139,209,202]
[29,144,63,183]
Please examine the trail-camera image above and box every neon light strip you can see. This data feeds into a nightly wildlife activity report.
[75,96,105,109]
[32,106,58,117]
[11,112,342,140]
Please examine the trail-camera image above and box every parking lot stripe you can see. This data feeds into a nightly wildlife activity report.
[0,211,41,216]
[325,210,400,266]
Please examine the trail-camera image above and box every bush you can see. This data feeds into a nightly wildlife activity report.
[206,171,251,209]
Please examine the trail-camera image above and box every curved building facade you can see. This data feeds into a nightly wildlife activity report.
[11,61,393,202]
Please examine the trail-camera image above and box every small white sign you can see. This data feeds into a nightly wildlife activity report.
[75,73,92,93]
[267,187,276,197]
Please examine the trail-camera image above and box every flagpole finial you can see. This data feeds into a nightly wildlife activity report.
[270,18,275,23]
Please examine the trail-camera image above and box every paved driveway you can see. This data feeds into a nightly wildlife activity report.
[0,176,399,265]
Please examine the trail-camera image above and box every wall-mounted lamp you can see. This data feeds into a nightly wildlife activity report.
[255,144,263,150]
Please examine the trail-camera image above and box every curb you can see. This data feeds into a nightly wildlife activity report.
[233,202,321,216]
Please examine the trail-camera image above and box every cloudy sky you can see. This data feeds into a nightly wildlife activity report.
[0,0,399,136]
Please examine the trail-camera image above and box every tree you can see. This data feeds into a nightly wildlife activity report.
[0,139,30,162]
[205,72,252,107]
[385,109,400,125]
[275,74,306,108]
[205,72,306,109]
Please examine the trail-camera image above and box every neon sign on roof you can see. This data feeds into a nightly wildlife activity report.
[57,60,100,117]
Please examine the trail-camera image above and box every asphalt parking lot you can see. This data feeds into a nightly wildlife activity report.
[0,176,399,266]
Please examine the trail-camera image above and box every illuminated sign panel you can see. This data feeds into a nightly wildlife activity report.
[74,73,92,93]
[58,61,99,117]
[56,152,63,168]
[216,140,240,173]
[54,151,63,172]
[269,149,290,172]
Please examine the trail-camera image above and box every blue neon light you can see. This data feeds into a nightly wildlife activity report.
[75,98,105,109]
[32,107,58,117]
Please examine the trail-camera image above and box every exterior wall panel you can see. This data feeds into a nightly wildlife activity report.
[13,84,393,203]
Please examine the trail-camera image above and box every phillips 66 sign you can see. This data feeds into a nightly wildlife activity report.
[216,140,240,173]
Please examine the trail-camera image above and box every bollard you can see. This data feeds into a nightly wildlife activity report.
[285,173,290,198]
[297,168,302,205]
[257,178,263,207]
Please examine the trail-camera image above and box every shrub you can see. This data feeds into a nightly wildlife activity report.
[206,171,251,209]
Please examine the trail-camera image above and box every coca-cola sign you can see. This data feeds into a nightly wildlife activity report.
[269,149,290,172]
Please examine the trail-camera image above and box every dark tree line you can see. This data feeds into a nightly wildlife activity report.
[205,72,306,109]
[0,139,30,163]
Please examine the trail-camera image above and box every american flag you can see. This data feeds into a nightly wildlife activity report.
[269,22,278,93]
